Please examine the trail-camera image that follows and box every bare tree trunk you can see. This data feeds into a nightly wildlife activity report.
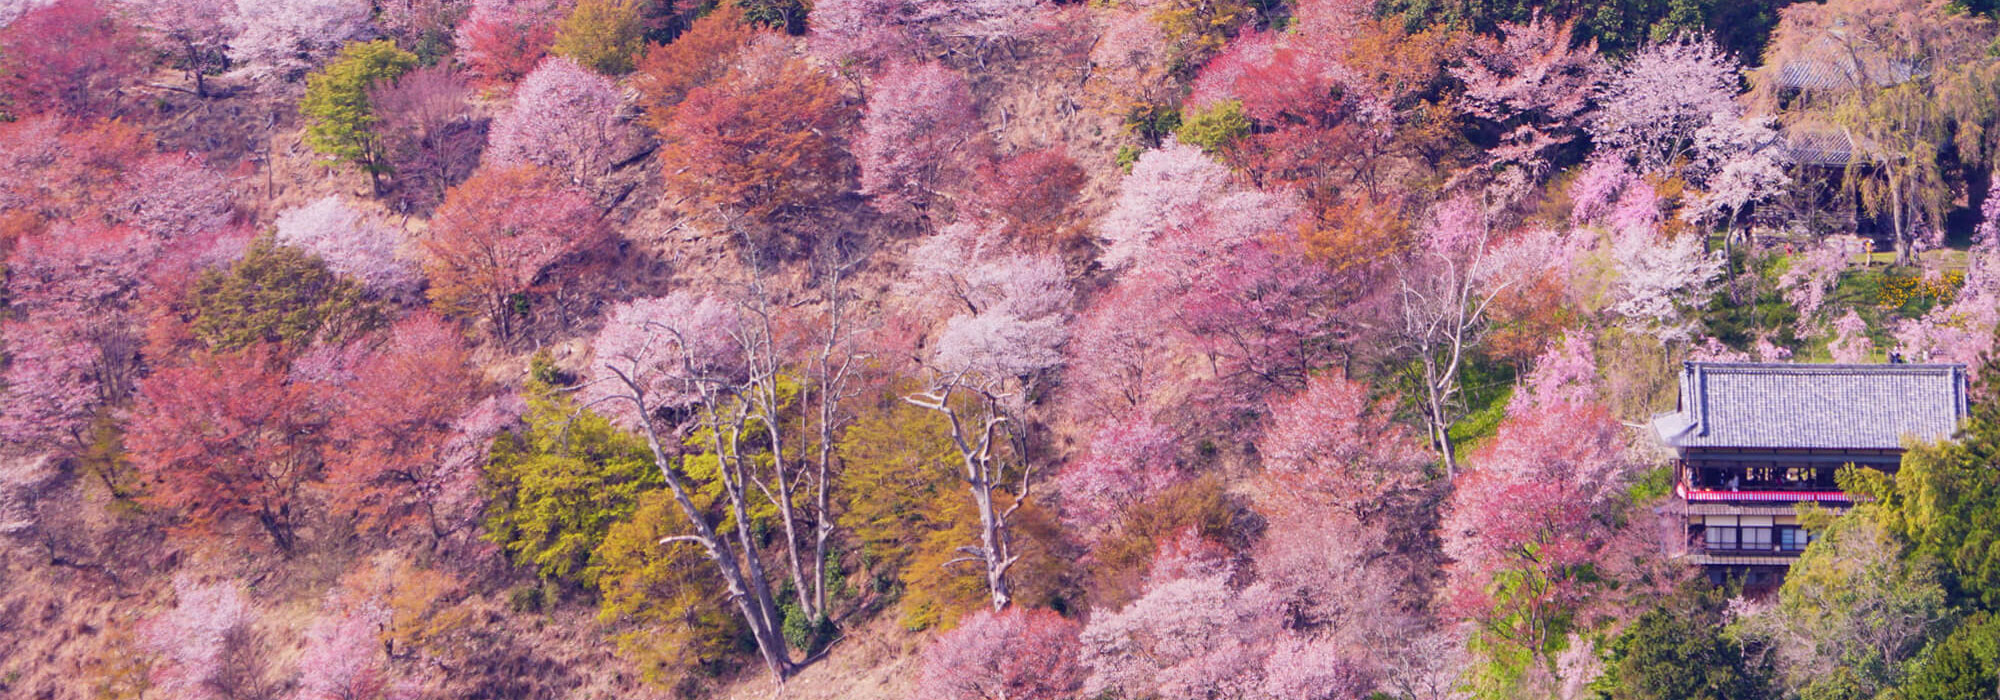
[907,380,1027,611]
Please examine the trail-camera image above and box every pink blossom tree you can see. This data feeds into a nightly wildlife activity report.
[0,221,161,450]
[142,576,258,700]
[1829,310,1874,363]
[485,55,633,187]
[112,152,235,239]
[1054,410,1179,533]
[857,61,986,221]
[1441,339,1636,664]
[227,0,374,78]
[1590,36,1742,174]
[1778,237,1849,324]
[1077,553,1282,700]
[914,607,1084,700]
[1450,13,1603,174]
[293,590,393,700]
[274,196,420,296]
[1259,371,1430,518]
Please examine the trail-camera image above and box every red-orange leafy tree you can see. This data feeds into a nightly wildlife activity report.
[0,0,145,119]
[418,164,607,340]
[127,351,321,552]
[656,38,855,240]
[325,312,488,544]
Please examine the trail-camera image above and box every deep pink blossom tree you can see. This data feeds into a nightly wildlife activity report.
[1590,36,1741,174]
[914,607,1084,700]
[1440,341,1636,663]
[857,61,986,220]
[0,0,145,118]
[274,196,420,296]
[485,56,632,186]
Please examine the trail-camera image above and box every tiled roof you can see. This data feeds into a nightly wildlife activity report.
[1653,362,1967,450]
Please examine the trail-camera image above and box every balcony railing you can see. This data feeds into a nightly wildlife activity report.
[1675,481,1852,503]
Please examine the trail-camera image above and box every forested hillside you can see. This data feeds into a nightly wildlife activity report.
[9,0,2000,698]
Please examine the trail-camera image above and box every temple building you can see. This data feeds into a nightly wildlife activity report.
[1653,362,1968,588]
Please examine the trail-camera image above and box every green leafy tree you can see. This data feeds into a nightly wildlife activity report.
[186,238,383,352]
[552,0,646,75]
[301,40,419,193]
[1176,99,1251,156]
[1605,584,1771,700]
[1729,510,1950,700]
[589,490,744,693]
[1896,614,2000,700]
[484,377,662,586]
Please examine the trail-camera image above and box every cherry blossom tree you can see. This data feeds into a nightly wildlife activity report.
[1450,13,1603,174]
[1260,370,1431,518]
[294,590,393,700]
[454,0,571,84]
[857,61,986,221]
[915,607,1084,700]
[1054,410,1179,532]
[274,196,420,296]
[1590,36,1742,174]
[118,0,237,97]
[0,221,161,450]
[485,56,633,187]
[1777,237,1848,324]
[112,152,235,239]
[1829,310,1874,363]
[1078,545,1282,700]
[1441,338,1637,664]
[0,0,144,118]
[142,576,259,700]
[1608,228,1723,344]
[228,0,374,79]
